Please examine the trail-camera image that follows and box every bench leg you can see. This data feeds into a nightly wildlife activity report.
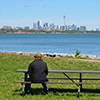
[78,85,81,97]
[21,83,25,96]
[80,73,82,90]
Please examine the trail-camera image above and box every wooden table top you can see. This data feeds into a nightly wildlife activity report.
[16,69,100,74]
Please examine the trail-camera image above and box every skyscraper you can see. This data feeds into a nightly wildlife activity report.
[71,24,77,30]
[33,23,36,29]
[43,22,48,28]
[80,26,87,31]
[43,22,48,30]
[37,20,42,29]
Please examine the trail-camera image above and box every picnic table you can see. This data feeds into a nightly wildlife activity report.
[14,69,100,97]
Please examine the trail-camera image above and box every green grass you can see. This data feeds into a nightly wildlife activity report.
[0,52,100,100]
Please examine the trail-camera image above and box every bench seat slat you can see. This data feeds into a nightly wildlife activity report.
[14,81,100,84]
[48,77,100,80]
[22,76,100,80]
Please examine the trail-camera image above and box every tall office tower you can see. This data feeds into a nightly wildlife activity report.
[33,23,36,29]
[60,25,65,31]
[63,11,66,30]
[43,22,48,30]
[43,22,48,28]
[66,25,68,30]
[45,22,48,28]
[71,24,77,30]
[56,25,60,30]
[80,26,87,31]
[49,23,56,30]
[37,20,42,29]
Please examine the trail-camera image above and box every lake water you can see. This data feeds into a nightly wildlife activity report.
[0,33,100,55]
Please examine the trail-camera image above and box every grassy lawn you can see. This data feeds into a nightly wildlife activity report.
[0,52,100,100]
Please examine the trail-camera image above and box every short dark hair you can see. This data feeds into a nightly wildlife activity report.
[34,53,42,59]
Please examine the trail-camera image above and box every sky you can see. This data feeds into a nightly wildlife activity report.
[0,0,100,30]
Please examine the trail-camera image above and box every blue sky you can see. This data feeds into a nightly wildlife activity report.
[0,0,100,30]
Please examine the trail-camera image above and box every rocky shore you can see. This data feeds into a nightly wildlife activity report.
[0,51,100,60]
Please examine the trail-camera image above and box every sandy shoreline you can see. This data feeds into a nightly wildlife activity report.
[0,51,100,60]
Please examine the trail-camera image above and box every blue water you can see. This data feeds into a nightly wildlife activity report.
[0,33,100,55]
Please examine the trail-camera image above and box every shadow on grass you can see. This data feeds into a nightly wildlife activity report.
[13,87,100,97]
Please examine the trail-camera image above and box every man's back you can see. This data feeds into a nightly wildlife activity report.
[28,59,48,83]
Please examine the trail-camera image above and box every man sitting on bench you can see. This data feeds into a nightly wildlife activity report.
[24,53,49,94]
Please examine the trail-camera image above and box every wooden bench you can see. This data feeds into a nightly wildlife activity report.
[22,76,100,80]
[14,69,100,97]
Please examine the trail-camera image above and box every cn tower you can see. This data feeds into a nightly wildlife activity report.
[63,11,66,30]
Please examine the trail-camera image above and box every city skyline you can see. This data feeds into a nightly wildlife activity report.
[32,20,87,31]
[0,0,100,30]
[1,20,88,32]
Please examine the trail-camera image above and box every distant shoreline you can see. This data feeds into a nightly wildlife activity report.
[0,32,100,34]
[0,28,100,34]
[0,32,100,35]
[0,51,100,60]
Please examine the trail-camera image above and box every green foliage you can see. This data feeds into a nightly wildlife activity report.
[75,49,80,57]
[0,28,100,33]
[0,29,7,33]
[0,53,100,99]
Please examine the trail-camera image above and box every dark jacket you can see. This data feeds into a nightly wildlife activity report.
[28,59,48,83]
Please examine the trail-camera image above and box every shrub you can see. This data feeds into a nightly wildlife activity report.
[75,49,80,57]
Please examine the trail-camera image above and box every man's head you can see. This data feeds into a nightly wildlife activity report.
[34,53,42,59]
